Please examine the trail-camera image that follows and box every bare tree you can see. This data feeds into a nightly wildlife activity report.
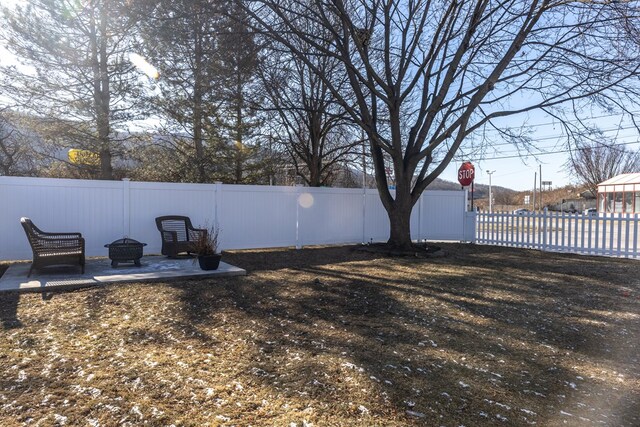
[568,142,640,195]
[261,42,360,186]
[244,0,640,249]
[0,113,38,176]
[0,0,144,180]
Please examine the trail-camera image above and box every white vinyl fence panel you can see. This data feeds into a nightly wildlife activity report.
[418,191,470,241]
[0,176,474,261]
[219,185,298,249]
[476,209,640,258]
[0,177,125,260]
[129,181,219,255]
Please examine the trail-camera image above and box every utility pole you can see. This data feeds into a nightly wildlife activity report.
[486,170,496,213]
[539,164,543,210]
[533,171,537,212]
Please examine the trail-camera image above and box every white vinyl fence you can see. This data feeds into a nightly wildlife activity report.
[0,176,475,261]
[476,209,640,258]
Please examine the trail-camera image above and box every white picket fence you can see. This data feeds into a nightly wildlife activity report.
[476,209,640,258]
[0,176,475,261]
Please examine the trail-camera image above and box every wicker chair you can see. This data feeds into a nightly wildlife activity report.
[155,216,207,258]
[20,217,85,277]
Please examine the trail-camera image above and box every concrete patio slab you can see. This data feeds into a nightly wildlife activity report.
[0,256,246,293]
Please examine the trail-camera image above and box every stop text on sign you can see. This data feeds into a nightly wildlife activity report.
[457,162,475,187]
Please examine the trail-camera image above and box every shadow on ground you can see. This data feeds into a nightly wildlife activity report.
[0,244,638,426]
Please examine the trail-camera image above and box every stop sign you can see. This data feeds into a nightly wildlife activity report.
[457,162,475,187]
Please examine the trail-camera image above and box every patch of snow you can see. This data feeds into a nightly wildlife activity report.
[103,404,120,413]
[54,414,68,425]
[459,381,470,388]
[130,406,143,419]
[484,399,511,410]
[342,362,364,372]
[358,405,369,414]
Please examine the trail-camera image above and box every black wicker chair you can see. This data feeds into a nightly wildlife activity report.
[20,217,85,277]
[155,216,207,258]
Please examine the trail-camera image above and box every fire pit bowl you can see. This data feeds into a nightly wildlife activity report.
[105,238,147,267]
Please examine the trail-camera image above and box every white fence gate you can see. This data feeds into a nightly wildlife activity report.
[0,176,475,261]
[476,209,640,258]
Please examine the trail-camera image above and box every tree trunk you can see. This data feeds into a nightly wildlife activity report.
[92,3,113,180]
[193,13,206,183]
[385,191,414,250]
[99,149,113,180]
[308,156,321,186]
[234,74,244,184]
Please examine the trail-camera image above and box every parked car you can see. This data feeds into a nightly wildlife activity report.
[584,208,597,217]
[513,208,530,215]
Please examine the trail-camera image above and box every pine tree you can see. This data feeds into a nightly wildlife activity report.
[0,0,144,180]
[137,0,223,183]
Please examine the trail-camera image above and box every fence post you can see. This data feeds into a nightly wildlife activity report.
[362,186,367,244]
[122,178,131,237]
[542,207,548,251]
[462,188,467,242]
[214,181,222,227]
[417,192,423,242]
[295,184,302,249]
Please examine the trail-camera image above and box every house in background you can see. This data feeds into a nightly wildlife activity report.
[597,173,640,214]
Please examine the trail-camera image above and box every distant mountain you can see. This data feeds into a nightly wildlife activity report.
[426,178,515,199]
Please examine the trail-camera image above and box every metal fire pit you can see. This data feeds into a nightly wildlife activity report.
[105,238,147,267]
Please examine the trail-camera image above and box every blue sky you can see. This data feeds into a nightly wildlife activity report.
[443,109,640,192]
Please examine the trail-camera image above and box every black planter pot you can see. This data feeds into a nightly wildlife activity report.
[198,253,221,270]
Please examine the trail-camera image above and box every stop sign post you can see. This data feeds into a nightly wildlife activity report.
[457,162,475,210]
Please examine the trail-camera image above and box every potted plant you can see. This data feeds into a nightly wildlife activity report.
[193,224,221,270]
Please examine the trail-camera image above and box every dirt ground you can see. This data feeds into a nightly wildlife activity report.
[0,244,638,426]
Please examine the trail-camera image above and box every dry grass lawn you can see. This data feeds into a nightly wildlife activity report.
[0,244,639,426]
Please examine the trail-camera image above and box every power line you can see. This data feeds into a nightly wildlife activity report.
[466,134,640,157]
[471,124,640,148]
[475,111,640,134]
[454,139,640,162]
